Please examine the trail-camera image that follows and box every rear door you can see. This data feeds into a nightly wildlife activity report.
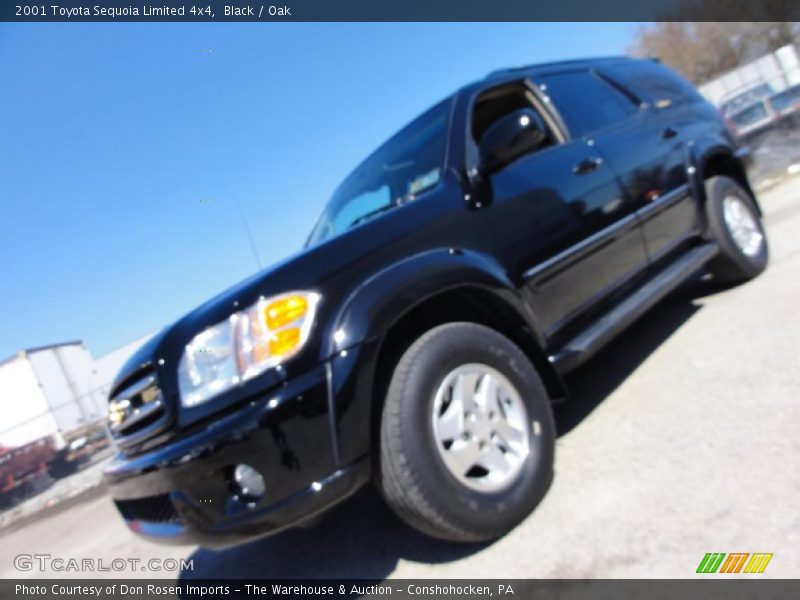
[597,61,703,264]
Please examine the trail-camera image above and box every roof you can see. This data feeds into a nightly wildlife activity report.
[0,340,84,368]
[23,340,84,354]
[484,55,639,81]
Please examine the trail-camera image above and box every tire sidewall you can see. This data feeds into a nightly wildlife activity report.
[706,176,768,277]
[394,325,554,534]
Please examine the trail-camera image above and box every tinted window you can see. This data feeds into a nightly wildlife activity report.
[539,71,636,137]
[603,60,703,107]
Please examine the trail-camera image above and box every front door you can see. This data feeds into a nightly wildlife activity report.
[472,79,649,338]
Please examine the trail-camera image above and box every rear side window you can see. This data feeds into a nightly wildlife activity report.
[539,70,637,137]
[602,60,704,108]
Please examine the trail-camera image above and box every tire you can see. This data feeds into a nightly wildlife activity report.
[704,176,768,284]
[378,322,555,542]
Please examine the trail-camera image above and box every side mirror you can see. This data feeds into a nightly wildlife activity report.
[478,108,548,175]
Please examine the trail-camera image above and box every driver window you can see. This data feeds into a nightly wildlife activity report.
[472,82,561,149]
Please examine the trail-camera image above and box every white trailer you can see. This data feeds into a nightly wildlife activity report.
[699,44,800,107]
[0,341,106,450]
[0,353,63,449]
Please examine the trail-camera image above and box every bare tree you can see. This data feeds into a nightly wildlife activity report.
[628,19,799,84]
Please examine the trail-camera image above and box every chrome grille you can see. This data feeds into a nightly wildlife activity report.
[108,371,168,441]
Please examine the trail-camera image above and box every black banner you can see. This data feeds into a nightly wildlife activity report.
[4,580,800,600]
[3,0,800,22]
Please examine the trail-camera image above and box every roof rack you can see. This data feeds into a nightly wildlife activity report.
[485,56,630,79]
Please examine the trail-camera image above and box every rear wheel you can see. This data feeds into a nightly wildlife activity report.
[704,176,768,283]
[378,322,555,542]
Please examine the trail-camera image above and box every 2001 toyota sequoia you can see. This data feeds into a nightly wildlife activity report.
[105,56,767,546]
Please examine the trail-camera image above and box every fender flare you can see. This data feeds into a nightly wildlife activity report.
[329,248,532,352]
[326,247,566,402]
[687,140,761,219]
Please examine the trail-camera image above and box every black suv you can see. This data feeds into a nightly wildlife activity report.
[106,57,767,546]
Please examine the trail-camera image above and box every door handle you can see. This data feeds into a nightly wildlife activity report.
[573,157,603,175]
[662,127,678,139]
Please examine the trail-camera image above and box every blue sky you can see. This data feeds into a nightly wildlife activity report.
[0,23,636,358]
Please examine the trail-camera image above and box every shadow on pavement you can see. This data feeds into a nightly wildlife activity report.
[180,485,486,580]
[0,475,55,514]
[554,275,722,436]
[180,275,727,580]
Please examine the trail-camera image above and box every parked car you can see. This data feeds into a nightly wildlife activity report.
[719,84,779,143]
[718,83,774,117]
[769,84,800,123]
[0,438,57,505]
[726,100,776,141]
[105,56,768,546]
[0,344,99,504]
[0,433,91,506]
[720,83,800,143]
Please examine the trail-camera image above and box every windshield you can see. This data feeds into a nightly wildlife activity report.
[307,99,451,246]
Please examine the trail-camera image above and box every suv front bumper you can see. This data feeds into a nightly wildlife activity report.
[104,363,369,549]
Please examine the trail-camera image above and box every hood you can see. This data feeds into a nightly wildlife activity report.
[109,183,457,405]
[110,221,384,396]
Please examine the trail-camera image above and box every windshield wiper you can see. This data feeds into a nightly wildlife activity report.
[349,204,396,228]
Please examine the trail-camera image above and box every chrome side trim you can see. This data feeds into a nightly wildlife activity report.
[523,185,693,282]
[523,213,638,281]
[636,183,691,221]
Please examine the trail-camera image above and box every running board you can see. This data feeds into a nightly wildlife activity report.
[549,242,718,373]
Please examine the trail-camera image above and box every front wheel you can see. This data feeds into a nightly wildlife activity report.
[378,322,555,542]
[704,176,768,283]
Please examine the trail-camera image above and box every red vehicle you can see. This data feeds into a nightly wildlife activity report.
[0,437,58,503]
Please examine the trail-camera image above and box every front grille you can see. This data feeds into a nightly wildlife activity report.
[115,494,180,523]
[108,370,168,441]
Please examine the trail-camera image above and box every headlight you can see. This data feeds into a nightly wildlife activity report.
[178,291,320,408]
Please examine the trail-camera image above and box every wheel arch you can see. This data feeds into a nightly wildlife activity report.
[692,145,762,217]
[330,247,566,400]
[372,283,566,406]
[326,248,567,469]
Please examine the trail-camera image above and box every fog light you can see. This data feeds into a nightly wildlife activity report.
[232,464,265,499]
